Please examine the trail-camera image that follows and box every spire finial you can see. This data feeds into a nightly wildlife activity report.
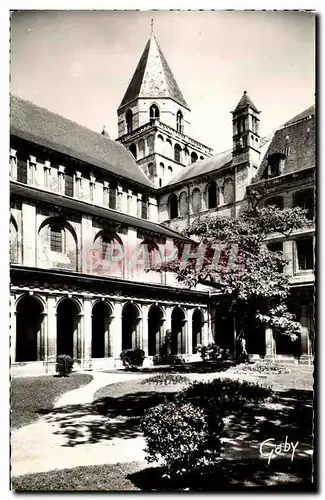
[150,18,154,35]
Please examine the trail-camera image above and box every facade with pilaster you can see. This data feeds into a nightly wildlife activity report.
[10,32,315,375]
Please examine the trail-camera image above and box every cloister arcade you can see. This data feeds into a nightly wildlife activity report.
[11,291,209,373]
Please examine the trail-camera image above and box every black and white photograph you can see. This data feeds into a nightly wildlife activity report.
[9,9,315,492]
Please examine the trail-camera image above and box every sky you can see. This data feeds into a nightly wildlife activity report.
[10,10,315,153]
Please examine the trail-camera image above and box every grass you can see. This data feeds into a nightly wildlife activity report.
[11,373,93,429]
[11,367,314,491]
[12,462,143,491]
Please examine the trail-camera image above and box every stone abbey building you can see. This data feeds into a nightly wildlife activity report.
[10,32,315,375]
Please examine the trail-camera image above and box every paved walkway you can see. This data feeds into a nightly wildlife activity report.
[11,372,150,477]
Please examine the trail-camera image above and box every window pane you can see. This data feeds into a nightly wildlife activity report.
[296,238,313,270]
[50,226,62,252]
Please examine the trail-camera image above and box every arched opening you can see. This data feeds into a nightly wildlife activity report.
[147,135,154,155]
[38,217,78,271]
[200,155,204,160]
[148,306,164,356]
[171,307,186,355]
[207,181,217,209]
[138,139,145,159]
[10,216,18,263]
[191,188,201,214]
[184,147,189,165]
[159,163,165,178]
[192,309,204,353]
[157,135,164,154]
[16,296,44,362]
[179,191,188,217]
[93,231,124,277]
[150,104,160,121]
[174,143,182,163]
[176,110,184,133]
[169,193,178,219]
[165,139,172,157]
[135,239,161,275]
[167,166,173,179]
[129,143,137,159]
[125,109,133,134]
[191,152,198,164]
[147,162,155,180]
[57,299,80,358]
[122,303,141,351]
[92,302,112,358]
[223,179,235,204]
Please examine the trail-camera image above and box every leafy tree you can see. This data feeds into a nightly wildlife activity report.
[161,205,312,349]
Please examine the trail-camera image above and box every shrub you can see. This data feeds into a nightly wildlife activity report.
[173,357,185,365]
[120,348,145,370]
[142,373,189,386]
[230,362,290,375]
[56,354,74,377]
[196,343,232,362]
[176,377,273,414]
[141,401,223,476]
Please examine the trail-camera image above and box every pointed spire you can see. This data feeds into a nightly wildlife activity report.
[118,34,189,110]
[233,90,259,114]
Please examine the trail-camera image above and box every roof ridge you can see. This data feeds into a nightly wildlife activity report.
[10,93,116,142]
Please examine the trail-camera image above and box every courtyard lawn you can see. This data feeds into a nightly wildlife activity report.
[11,373,93,429]
[11,367,314,491]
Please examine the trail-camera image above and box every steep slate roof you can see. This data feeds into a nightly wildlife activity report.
[118,35,189,110]
[165,136,272,188]
[10,94,154,188]
[166,150,232,187]
[233,91,259,114]
[254,105,315,181]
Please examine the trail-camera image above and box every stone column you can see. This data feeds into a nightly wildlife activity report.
[81,214,93,274]
[112,300,123,366]
[137,193,142,218]
[141,303,149,356]
[10,294,16,363]
[264,327,275,362]
[186,308,194,356]
[300,304,311,364]
[82,297,93,370]
[46,295,57,369]
[22,201,36,267]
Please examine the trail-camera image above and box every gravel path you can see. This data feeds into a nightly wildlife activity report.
[11,372,149,477]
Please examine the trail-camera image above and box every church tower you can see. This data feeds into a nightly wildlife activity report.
[116,25,213,187]
[231,91,261,184]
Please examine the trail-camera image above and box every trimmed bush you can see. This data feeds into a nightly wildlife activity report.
[230,362,290,375]
[176,377,273,414]
[196,343,232,362]
[142,373,189,386]
[120,348,145,370]
[141,401,223,476]
[56,354,74,377]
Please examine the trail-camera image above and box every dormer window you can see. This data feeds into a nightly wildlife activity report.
[176,110,184,133]
[150,104,160,121]
[266,153,286,179]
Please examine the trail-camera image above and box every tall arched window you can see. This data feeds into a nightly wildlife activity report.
[138,139,145,159]
[191,188,201,214]
[167,166,173,179]
[150,104,160,121]
[207,181,217,209]
[169,193,178,219]
[179,192,188,217]
[174,144,182,163]
[129,143,137,159]
[223,178,235,204]
[50,225,63,252]
[191,152,198,164]
[176,110,184,133]
[125,109,133,134]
